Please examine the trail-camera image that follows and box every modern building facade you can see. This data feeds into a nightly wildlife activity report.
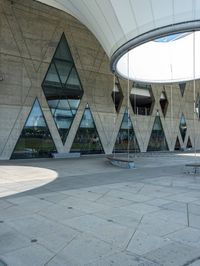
[1,0,200,160]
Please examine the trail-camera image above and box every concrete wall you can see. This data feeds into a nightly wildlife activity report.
[0,0,200,159]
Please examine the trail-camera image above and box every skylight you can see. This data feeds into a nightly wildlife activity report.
[116,31,200,83]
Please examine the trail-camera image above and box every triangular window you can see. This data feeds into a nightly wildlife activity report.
[114,108,140,152]
[186,136,192,149]
[66,67,82,90]
[174,137,181,150]
[179,113,187,142]
[147,116,168,151]
[54,60,73,85]
[111,77,123,113]
[179,83,186,97]
[54,36,73,61]
[196,93,200,119]
[42,33,83,144]
[160,89,168,117]
[11,99,56,159]
[71,105,104,154]
[130,82,155,116]
[45,63,61,88]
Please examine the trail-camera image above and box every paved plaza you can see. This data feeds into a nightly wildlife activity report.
[0,153,200,266]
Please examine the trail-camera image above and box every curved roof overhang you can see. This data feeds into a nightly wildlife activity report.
[37,0,200,83]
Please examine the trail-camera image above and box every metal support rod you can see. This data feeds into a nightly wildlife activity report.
[127,52,130,160]
[193,31,197,162]
[113,74,116,158]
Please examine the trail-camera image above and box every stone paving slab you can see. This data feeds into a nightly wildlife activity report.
[166,227,200,248]
[46,232,115,266]
[189,202,200,216]
[58,196,111,214]
[144,242,200,266]
[146,209,188,226]
[137,215,186,236]
[146,198,174,207]
[126,230,172,256]
[0,223,31,255]
[36,229,79,253]
[85,251,162,266]
[38,204,86,223]
[64,215,134,248]
[6,214,74,239]
[0,154,200,265]
[1,245,54,266]
[188,214,200,229]
[162,201,188,213]
[121,202,161,216]
[94,207,142,228]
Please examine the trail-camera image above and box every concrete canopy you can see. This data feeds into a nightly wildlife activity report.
[37,0,200,81]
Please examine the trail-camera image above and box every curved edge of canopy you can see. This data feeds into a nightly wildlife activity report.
[111,20,200,83]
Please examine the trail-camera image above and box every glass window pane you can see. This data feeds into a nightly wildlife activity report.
[11,99,56,159]
[179,83,186,97]
[111,79,123,113]
[147,116,168,151]
[121,109,133,130]
[42,34,83,145]
[66,68,81,90]
[71,106,104,154]
[186,137,192,148]
[174,137,181,150]
[44,63,61,87]
[114,108,140,152]
[68,99,80,110]
[179,113,187,142]
[48,99,74,143]
[54,59,72,85]
[54,35,72,61]
[130,84,155,116]
[80,109,95,128]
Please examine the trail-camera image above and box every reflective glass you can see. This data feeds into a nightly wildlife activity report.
[179,113,187,142]
[196,94,200,119]
[11,99,56,159]
[50,99,74,143]
[68,99,80,110]
[186,137,192,148]
[179,83,186,97]
[42,33,83,144]
[71,106,104,154]
[130,84,154,116]
[66,67,81,89]
[54,60,72,85]
[147,116,168,151]
[112,91,123,113]
[54,35,72,61]
[160,91,168,117]
[174,137,181,150]
[114,109,140,152]
[111,79,123,113]
[43,63,61,88]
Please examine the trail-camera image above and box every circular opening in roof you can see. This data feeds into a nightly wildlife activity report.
[116,31,200,84]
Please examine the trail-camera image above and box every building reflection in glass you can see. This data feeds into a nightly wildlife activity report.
[11,99,56,159]
[147,115,168,151]
[179,113,187,142]
[114,108,140,153]
[71,105,104,154]
[42,34,83,144]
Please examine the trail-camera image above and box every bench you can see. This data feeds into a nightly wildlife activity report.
[107,156,135,169]
[185,163,200,174]
[52,152,80,159]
